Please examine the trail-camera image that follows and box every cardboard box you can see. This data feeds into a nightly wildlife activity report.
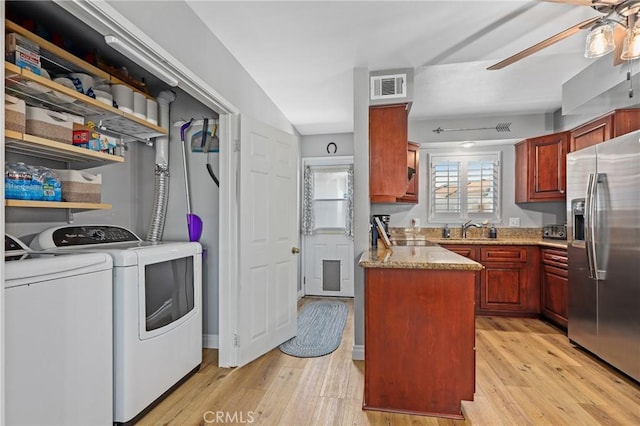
[6,45,41,75]
[5,33,40,53]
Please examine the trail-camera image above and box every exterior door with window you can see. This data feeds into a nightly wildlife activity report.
[302,158,354,297]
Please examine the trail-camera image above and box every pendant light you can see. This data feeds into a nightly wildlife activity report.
[584,21,616,58]
[621,20,640,60]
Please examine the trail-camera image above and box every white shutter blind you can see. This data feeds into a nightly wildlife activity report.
[432,160,461,215]
[467,160,498,214]
[429,153,501,222]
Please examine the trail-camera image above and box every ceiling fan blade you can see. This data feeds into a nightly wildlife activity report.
[540,0,620,5]
[487,16,600,70]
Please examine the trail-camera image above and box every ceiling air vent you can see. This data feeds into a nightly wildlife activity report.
[370,74,406,100]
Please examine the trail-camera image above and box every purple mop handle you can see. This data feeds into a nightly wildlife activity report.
[180,119,193,141]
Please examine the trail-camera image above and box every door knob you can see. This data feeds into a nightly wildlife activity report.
[291,247,300,254]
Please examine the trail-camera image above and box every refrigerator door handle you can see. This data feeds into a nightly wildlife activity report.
[593,173,608,280]
[585,172,597,279]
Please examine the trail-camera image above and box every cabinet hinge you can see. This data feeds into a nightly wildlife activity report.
[234,333,240,347]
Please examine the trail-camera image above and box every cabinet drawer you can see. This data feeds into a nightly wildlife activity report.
[544,264,568,278]
[541,249,567,268]
[480,247,527,263]
[445,245,478,260]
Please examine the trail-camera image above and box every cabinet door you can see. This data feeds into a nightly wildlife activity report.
[516,132,568,202]
[541,265,568,328]
[570,115,613,152]
[480,263,528,312]
[369,104,408,203]
[612,109,640,137]
[397,142,419,203]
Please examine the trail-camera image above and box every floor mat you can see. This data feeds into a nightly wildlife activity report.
[279,300,348,358]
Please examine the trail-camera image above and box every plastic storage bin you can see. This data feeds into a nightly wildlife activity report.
[53,169,102,203]
[5,94,26,133]
[26,107,74,144]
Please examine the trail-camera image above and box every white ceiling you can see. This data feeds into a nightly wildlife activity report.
[187,1,602,135]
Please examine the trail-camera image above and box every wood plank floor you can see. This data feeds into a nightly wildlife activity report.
[138,297,640,425]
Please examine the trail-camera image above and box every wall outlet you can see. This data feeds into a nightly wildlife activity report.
[411,218,420,227]
[509,217,521,227]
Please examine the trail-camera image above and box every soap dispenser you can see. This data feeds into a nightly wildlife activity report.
[442,224,450,239]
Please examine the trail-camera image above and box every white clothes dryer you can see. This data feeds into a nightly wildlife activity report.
[31,225,203,425]
[4,234,114,426]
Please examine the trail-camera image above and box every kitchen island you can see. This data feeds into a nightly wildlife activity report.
[359,245,483,419]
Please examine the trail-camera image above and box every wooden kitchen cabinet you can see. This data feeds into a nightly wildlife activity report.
[541,248,568,329]
[515,131,569,203]
[396,142,419,203]
[570,109,640,152]
[369,103,409,202]
[364,267,475,418]
[442,244,540,316]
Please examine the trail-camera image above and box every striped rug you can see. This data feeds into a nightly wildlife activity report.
[279,300,348,358]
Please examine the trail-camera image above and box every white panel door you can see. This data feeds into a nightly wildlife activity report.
[236,115,298,367]
[304,233,354,297]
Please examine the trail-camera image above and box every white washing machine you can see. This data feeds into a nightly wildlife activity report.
[31,225,203,425]
[4,234,114,426]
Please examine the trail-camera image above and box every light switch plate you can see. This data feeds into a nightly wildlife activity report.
[509,217,520,227]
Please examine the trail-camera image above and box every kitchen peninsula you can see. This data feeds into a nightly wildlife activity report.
[359,245,483,419]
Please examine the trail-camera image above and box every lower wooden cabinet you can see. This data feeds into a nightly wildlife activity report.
[444,245,540,316]
[364,267,475,418]
[540,248,568,328]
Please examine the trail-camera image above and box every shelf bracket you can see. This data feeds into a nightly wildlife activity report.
[95,122,155,146]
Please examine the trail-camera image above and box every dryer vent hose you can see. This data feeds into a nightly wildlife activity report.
[146,165,170,242]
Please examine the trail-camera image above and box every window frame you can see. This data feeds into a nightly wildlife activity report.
[310,166,350,233]
[428,152,502,224]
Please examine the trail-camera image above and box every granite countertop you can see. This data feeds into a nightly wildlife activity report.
[388,227,568,250]
[359,245,483,271]
[425,238,568,249]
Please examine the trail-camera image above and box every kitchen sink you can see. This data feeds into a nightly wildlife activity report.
[392,240,439,246]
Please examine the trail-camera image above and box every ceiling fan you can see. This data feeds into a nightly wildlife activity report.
[488,0,640,70]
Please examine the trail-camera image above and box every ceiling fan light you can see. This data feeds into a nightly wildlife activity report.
[584,23,616,58]
[621,27,640,60]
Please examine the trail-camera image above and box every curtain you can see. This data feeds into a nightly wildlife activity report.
[345,165,354,238]
[301,165,315,235]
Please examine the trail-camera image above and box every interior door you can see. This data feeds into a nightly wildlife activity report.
[236,115,298,367]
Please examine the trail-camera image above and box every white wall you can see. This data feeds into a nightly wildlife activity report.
[106,0,295,135]
[301,133,354,157]
[352,68,370,356]
[371,143,566,229]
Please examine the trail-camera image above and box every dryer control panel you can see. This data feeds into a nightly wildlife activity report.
[45,226,141,247]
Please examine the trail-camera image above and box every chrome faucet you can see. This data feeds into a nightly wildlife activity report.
[461,220,482,239]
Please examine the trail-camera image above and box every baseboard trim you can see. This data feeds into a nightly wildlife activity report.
[297,289,305,300]
[203,334,219,349]
[352,344,364,360]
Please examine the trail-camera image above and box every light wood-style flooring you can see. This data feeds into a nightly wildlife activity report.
[138,297,640,425]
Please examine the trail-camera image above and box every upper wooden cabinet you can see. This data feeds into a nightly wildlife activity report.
[369,104,409,203]
[515,131,569,203]
[570,109,640,152]
[396,142,419,203]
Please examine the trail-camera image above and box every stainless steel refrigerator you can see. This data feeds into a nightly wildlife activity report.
[567,130,640,382]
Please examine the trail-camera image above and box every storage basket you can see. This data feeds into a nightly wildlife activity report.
[5,94,26,133]
[53,169,102,203]
[26,107,74,144]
